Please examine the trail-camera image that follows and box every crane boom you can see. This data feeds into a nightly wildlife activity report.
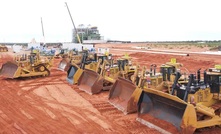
[41,17,46,45]
[65,2,81,43]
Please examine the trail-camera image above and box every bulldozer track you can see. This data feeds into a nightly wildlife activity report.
[211,102,221,111]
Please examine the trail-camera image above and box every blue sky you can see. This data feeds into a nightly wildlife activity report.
[0,0,220,43]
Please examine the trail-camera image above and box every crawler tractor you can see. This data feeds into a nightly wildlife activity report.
[66,51,107,85]
[0,52,53,78]
[77,56,136,95]
[57,49,82,71]
[137,65,221,134]
[107,59,183,114]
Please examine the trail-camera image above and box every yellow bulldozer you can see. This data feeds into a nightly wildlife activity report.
[77,55,136,95]
[107,59,183,114]
[137,65,221,134]
[57,49,83,71]
[0,51,53,78]
[66,51,109,85]
[0,45,8,52]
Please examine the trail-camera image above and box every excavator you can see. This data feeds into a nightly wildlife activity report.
[77,55,136,95]
[0,50,53,78]
[137,65,221,134]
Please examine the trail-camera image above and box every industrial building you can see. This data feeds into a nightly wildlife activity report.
[72,24,103,43]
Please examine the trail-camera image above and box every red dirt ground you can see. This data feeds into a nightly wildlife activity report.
[0,43,221,134]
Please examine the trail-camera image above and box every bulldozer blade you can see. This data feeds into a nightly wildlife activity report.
[58,58,70,71]
[137,89,197,134]
[78,69,103,95]
[66,65,79,84]
[108,77,138,114]
[0,62,19,78]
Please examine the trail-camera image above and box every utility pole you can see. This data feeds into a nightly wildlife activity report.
[65,2,81,44]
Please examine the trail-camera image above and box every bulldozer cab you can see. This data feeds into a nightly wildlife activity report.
[29,52,40,65]
[160,64,177,81]
[117,59,128,71]
[149,59,182,88]
[207,67,221,94]
[116,58,135,80]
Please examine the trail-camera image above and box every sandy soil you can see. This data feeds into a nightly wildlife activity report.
[0,43,221,134]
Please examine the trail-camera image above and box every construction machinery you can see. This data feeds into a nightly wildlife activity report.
[55,48,73,59]
[66,51,106,85]
[58,49,82,71]
[77,55,136,95]
[0,45,8,52]
[65,2,81,44]
[107,59,183,114]
[137,65,221,134]
[108,65,148,114]
[0,51,53,78]
[149,59,184,92]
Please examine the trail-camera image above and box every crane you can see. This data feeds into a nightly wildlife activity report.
[41,17,46,45]
[65,2,81,44]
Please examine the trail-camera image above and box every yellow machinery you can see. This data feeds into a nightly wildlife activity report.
[58,49,83,71]
[149,59,183,92]
[0,45,8,52]
[106,59,183,114]
[55,48,69,59]
[58,54,82,71]
[77,56,136,95]
[137,65,221,134]
[0,51,53,78]
[77,59,112,94]
[66,52,107,85]
[108,65,147,114]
